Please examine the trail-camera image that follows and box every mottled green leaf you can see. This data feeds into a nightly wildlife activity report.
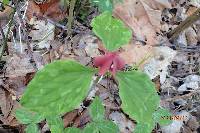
[83,123,98,133]
[89,97,105,121]
[83,121,119,133]
[20,60,96,116]
[15,108,44,124]
[46,116,64,133]
[90,0,113,12]
[25,124,39,133]
[134,123,153,133]
[153,108,172,126]
[64,127,81,133]
[91,11,132,51]
[97,121,119,133]
[117,71,160,124]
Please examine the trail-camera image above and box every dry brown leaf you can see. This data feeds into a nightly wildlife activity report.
[0,6,13,27]
[119,44,153,67]
[63,110,78,127]
[73,110,90,128]
[26,0,66,22]
[185,27,198,46]
[0,88,20,126]
[114,0,171,45]
[186,6,198,16]
[26,0,41,20]
[109,111,135,133]
[5,55,35,78]
[0,89,12,118]
[114,0,172,67]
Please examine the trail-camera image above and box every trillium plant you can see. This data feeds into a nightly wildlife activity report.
[15,9,172,133]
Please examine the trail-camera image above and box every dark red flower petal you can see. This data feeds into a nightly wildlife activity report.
[114,55,125,70]
[94,54,113,75]
[94,52,125,76]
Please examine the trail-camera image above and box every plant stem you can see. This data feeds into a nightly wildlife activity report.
[86,75,102,101]
[67,0,77,38]
[0,7,16,61]
[168,8,200,40]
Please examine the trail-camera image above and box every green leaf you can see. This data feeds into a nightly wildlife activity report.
[2,0,9,5]
[83,121,119,133]
[83,123,98,133]
[116,71,160,125]
[25,124,39,133]
[90,0,113,12]
[97,121,119,133]
[153,108,172,126]
[15,108,44,124]
[91,11,132,51]
[64,127,81,133]
[20,60,96,116]
[89,97,105,121]
[46,116,64,133]
[134,123,153,133]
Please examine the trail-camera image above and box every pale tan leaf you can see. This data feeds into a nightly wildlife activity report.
[114,0,171,45]
[119,44,153,67]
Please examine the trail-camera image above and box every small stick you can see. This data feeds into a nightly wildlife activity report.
[163,90,200,102]
[168,8,200,40]
[67,0,77,38]
[0,25,6,42]
[0,7,16,61]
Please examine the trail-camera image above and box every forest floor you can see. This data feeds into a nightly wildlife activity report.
[0,0,200,133]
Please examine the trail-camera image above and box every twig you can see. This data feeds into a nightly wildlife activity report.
[188,105,200,112]
[163,90,200,102]
[13,0,33,54]
[86,75,103,100]
[67,0,77,38]
[0,26,6,42]
[41,16,84,33]
[104,104,121,110]
[168,8,200,40]
[14,1,28,53]
[45,17,67,30]
[0,7,16,61]
[77,75,102,113]
[13,1,38,71]
[22,0,29,19]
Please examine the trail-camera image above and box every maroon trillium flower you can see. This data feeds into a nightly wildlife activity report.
[94,52,125,76]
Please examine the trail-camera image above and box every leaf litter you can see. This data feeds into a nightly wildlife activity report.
[0,0,200,132]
